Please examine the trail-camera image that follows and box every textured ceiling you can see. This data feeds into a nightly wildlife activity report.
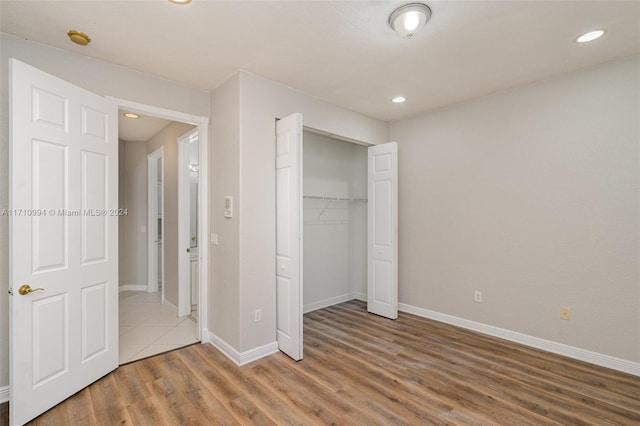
[1,1,639,121]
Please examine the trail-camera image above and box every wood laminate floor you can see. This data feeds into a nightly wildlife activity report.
[14,300,640,425]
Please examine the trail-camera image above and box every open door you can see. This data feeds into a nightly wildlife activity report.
[147,147,163,294]
[367,142,398,319]
[275,113,303,360]
[9,59,118,425]
[177,129,199,317]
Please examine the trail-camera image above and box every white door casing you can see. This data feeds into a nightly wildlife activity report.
[367,142,398,319]
[110,97,209,343]
[9,59,118,425]
[275,113,303,361]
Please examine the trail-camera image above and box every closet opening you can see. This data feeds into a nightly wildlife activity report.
[302,129,369,314]
[275,112,398,362]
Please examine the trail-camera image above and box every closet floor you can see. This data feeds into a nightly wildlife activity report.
[119,291,198,364]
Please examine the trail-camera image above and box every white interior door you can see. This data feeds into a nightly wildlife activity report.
[147,147,163,294]
[177,129,198,317]
[275,113,303,360]
[9,59,118,426]
[367,142,398,319]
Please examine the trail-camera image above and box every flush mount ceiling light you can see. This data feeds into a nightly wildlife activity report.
[576,29,607,43]
[389,3,431,39]
[67,30,91,46]
[391,96,407,103]
[168,0,192,4]
[123,112,140,119]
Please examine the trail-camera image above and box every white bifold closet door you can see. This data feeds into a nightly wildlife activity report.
[367,142,398,319]
[275,113,304,361]
[275,112,398,361]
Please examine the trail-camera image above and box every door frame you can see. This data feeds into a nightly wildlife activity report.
[109,97,210,342]
[177,128,198,317]
[147,146,164,296]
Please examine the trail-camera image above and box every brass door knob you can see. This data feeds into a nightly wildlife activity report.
[18,284,45,295]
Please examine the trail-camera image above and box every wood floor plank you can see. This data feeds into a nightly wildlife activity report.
[248,361,345,424]
[13,299,639,426]
[327,301,640,413]
[319,302,638,425]
[305,322,536,426]
[27,388,92,426]
[156,354,239,425]
[87,374,134,425]
[312,305,632,424]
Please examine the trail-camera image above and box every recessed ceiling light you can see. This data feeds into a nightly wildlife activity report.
[576,29,606,43]
[392,96,407,103]
[67,30,91,46]
[168,0,192,4]
[389,3,432,39]
[123,112,140,119]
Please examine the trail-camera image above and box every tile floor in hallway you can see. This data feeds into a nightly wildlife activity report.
[119,290,198,364]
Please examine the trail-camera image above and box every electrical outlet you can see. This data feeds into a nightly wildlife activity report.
[474,290,482,303]
[254,309,262,322]
[560,307,570,320]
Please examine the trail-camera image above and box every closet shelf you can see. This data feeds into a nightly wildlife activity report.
[303,195,368,202]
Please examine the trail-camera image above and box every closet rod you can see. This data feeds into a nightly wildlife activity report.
[303,195,368,202]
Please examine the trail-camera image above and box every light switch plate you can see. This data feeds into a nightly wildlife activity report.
[224,196,233,218]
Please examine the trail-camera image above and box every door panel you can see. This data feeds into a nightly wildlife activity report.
[367,142,398,319]
[275,113,303,361]
[10,59,118,426]
[81,106,107,141]
[32,140,68,272]
[82,151,108,263]
[32,87,68,129]
[32,294,68,387]
[81,282,108,361]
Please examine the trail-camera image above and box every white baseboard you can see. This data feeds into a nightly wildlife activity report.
[208,332,279,366]
[0,385,9,403]
[398,303,640,377]
[304,292,355,313]
[352,291,366,302]
[118,284,147,292]
[239,341,279,365]
[163,298,178,315]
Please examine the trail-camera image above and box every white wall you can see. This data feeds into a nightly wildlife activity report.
[120,140,149,287]
[303,132,367,311]
[390,56,640,363]
[147,122,196,307]
[0,33,210,388]
[209,73,241,349]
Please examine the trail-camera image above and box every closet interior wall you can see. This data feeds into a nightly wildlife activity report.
[303,131,368,313]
